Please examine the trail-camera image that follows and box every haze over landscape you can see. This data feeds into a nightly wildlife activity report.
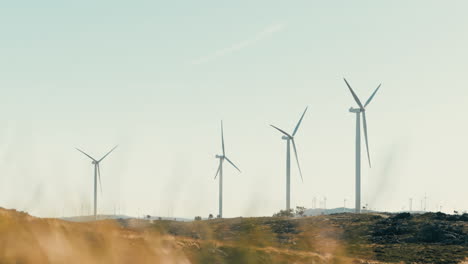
[0,0,468,219]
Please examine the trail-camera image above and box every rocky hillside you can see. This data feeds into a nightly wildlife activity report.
[142,212,468,264]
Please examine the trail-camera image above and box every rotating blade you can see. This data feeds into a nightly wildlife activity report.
[270,125,292,138]
[292,107,308,137]
[221,121,225,156]
[76,148,97,162]
[225,156,241,173]
[291,139,303,182]
[214,162,221,179]
[364,83,382,108]
[362,111,371,167]
[97,164,103,195]
[98,145,118,163]
[344,78,364,109]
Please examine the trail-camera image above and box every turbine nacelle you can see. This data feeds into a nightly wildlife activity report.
[281,135,290,140]
[349,107,362,113]
[215,154,224,159]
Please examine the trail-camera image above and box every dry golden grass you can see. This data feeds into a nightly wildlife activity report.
[0,209,466,264]
[0,208,189,264]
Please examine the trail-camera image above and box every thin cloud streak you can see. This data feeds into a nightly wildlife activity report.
[190,23,286,65]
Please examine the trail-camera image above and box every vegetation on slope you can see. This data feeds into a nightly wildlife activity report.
[146,212,468,264]
[0,208,188,264]
[0,207,466,264]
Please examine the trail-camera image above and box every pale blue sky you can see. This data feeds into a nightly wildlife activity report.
[0,1,467,217]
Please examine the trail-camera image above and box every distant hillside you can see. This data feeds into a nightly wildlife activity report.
[304,207,359,216]
[61,214,133,222]
[305,207,429,216]
[62,215,192,222]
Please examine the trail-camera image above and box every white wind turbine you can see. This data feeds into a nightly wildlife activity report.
[344,78,381,213]
[214,121,241,218]
[76,145,118,219]
[271,107,308,211]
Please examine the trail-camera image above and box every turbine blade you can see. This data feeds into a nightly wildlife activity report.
[344,78,364,109]
[362,112,371,167]
[291,139,303,182]
[97,164,103,195]
[98,145,118,163]
[76,148,97,162]
[292,107,308,137]
[221,121,225,156]
[224,156,241,173]
[214,162,221,179]
[364,83,381,108]
[270,125,292,138]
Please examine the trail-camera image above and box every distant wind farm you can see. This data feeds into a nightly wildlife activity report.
[1,1,467,263]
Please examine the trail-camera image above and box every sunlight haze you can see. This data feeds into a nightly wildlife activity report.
[0,0,467,218]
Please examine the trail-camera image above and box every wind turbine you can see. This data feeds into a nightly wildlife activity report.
[214,121,241,218]
[271,107,307,211]
[344,78,381,213]
[76,145,118,219]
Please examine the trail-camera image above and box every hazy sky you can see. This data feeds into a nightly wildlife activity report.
[0,1,467,218]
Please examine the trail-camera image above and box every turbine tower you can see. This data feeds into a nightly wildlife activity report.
[344,78,381,213]
[76,145,118,219]
[214,121,241,218]
[271,107,307,211]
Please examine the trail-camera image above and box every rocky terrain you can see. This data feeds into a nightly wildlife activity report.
[0,207,466,263]
[140,212,468,264]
